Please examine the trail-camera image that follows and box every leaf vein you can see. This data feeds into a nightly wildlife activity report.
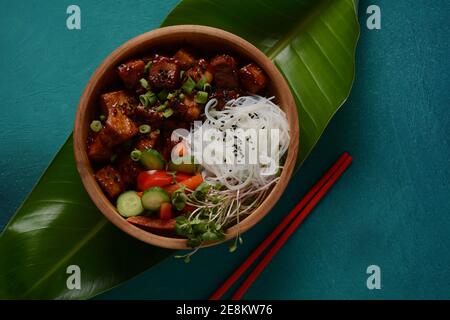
[22,218,108,298]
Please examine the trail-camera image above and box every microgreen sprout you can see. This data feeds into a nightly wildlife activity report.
[172,186,188,211]
[174,177,280,261]
[174,248,199,264]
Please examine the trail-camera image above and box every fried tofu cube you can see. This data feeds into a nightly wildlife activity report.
[87,132,113,163]
[238,63,268,93]
[172,95,202,121]
[102,108,138,145]
[185,59,213,83]
[148,56,180,90]
[133,105,164,126]
[117,60,146,89]
[95,165,124,199]
[210,54,239,88]
[173,48,196,70]
[183,96,202,121]
[134,130,161,151]
[116,155,142,188]
[210,88,241,110]
[100,90,138,117]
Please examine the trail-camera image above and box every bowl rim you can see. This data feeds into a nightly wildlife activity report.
[74,25,299,249]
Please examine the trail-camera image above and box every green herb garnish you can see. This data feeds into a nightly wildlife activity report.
[163,108,174,118]
[144,61,152,73]
[172,186,188,211]
[139,124,151,134]
[194,91,208,104]
[139,78,149,89]
[155,104,166,112]
[130,149,142,162]
[195,76,207,90]
[191,182,211,201]
[174,215,225,250]
[203,83,212,92]
[181,77,196,94]
[139,91,156,107]
[90,120,102,132]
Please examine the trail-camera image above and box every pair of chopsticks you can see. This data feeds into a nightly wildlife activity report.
[210,152,353,300]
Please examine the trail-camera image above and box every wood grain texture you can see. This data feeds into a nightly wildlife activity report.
[74,25,299,249]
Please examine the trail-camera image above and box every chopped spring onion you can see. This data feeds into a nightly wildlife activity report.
[149,96,157,106]
[180,70,185,79]
[194,91,209,104]
[139,95,148,106]
[167,92,175,100]
[171,188,188,210]
[144,61,152,73]
[155,104,166,112]
[203,83,212,92]
[99,114,106,122]
[163,108,174,118]
[90,120,102,132]
[130,149,142,162]
[139,78,149,89]
[182,77,196,94]
[139,91,156,107]
[179,93,185,100]
[139,124,151,134]
[154,129,160,134]
[158,90,169,101]
[196,76,207,90]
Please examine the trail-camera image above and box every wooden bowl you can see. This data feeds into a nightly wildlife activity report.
[74,25,299,249]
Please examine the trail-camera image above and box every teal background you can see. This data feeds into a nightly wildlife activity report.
[0,0,449,299]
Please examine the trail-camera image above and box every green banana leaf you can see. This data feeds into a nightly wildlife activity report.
[0,0,359,299]
[0,137,175,299]
[162,0,360,165]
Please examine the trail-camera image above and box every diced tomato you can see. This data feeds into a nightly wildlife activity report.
[159,202,172,220]
[164,174,204,194]
[176,172,192,181]
[137,170,192,191]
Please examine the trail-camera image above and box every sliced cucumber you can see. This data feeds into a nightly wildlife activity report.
[140,149,165,170]
[117,191,144,217]
[168,156,198,174]
[141,187,170,211]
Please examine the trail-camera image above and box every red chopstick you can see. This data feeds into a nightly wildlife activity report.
[209,152,352,300]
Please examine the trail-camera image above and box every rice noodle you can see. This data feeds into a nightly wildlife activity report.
[180,95,290,229]
[187,95,290,191]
